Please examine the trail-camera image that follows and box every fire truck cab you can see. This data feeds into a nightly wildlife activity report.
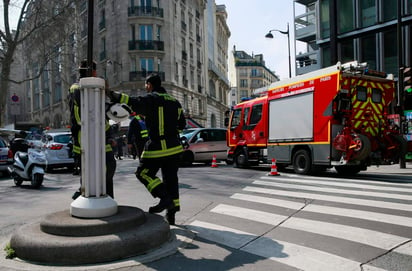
[227,61,407,175]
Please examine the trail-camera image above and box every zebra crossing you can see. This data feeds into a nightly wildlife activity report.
[187,173,412,271]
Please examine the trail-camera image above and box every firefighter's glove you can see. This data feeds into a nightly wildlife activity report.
[107,90,122,103]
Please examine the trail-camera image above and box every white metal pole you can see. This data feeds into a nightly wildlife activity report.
[70,77,117,218]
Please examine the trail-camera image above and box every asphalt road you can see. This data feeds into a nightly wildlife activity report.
[0,159,411,271]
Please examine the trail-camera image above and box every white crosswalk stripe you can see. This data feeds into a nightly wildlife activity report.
[188,173,412,271]
[244,186,412,211]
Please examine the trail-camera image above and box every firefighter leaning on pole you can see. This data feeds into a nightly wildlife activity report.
[107,73,186,225]
[68,60,117,200]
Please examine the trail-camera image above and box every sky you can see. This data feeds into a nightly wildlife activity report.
[217,0,304,80]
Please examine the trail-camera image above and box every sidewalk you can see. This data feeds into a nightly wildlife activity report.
[362,162,412,176]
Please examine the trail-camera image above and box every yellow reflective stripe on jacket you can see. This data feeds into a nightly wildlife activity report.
[141,130,148,138]
[135,115,149,138]
[105,144,112,152]
[120,94,129,104]
[73,145,81,154]
[158,106,164,137]
[74,105,81,125]
[141,145,183,159]
[173,199,180,207]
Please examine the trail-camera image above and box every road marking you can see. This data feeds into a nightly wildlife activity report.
[188,220,255,249]
[243,186,412,212]
[253,180,412,200]
[211,204,408,250]
[232,192,412,227]
[261,175,412,193]
[231,193,306,210]
[189,220,363,271]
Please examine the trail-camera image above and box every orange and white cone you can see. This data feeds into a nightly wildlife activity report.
[268,158,280,176]
[211,154,218,168]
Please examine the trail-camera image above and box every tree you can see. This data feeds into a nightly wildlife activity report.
[0,0,75,127]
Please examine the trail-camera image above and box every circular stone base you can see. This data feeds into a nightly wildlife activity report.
[10,206,170,265]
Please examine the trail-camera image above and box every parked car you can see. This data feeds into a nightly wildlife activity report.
[25,131,43,149]
[40,130,74,172]
[0,136,13,175]
[180,128,228,166]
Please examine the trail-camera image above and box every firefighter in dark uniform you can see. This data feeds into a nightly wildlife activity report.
[127,113,149,160]
[69,60,117,199]
[108,73,186,225]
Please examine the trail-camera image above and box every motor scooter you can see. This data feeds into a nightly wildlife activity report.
[8,147,46,188]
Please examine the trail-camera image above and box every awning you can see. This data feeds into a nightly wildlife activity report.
[186,117,203,128]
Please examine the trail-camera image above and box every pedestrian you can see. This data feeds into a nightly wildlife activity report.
[116,135,124,160]
[68,60,117,200]
[127,113,149,160]
[107,73,186,225]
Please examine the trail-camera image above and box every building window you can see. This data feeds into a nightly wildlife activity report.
[210,114,216,128]
[209,79,216,98]
[141,58,154,74]
[42,70,50,107]
[319,0,330,39]
[100,37,106,61]
[407,0,412,15]
[240,90,248,98]
[240,79,248,87]
[383,30,397,76]
[340,39,354,63]
[338,0,354,34]
[382,0,396,22]
[360,34,377,69]
[140,25,153,40]
[322,46,331,67]
[360,0,376,28]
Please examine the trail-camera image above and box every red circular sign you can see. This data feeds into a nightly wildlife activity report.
[11,94,19,102]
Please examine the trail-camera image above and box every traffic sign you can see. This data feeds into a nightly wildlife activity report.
[11,94,19,102]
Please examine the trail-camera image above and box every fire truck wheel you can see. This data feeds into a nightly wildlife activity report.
[351,134,371,161]
[334,165,362,176]
[293,149,312,175]
[180,151,194,166]
[234,149,248,168]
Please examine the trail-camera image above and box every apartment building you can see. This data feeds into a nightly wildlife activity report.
[228,47,279,106]
[15,0,230,129]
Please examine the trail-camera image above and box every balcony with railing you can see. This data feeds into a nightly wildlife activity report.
[129,71,165,81]
[295,51,320,75]
[128,6,164,18]
[129,40,164,51]
[295,9,316,42]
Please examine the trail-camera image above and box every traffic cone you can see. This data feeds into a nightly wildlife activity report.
[268,158,280,176]
[211,154,218,168]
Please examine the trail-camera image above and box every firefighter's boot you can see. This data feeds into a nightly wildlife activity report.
[165,210,176,225]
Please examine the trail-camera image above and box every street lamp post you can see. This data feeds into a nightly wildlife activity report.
[265,23,291,78]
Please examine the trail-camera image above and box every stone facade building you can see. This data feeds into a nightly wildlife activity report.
[16,0,230,129]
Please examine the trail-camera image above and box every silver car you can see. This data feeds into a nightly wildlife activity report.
[180,128,228,166]
[0,137,13,175]
[40,130,74,172]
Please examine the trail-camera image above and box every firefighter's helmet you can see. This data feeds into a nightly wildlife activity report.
[106,103,132,122]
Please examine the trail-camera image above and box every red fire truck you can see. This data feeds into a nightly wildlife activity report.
[227,61,407,175]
